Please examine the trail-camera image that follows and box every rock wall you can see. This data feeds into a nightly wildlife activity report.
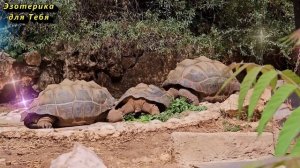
[0,46,188,103]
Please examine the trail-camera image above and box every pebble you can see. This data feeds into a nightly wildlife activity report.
[0,158,6,165]
[159,153,171,162]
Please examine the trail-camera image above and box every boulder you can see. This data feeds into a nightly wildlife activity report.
[0,52,15,90]
[60,40,185,97]
[50,143,107,168]
[37,66,63,91]
[24,51,42,66]
[0,52,17,103]
[172,132,274,167]
[220,88,272,117]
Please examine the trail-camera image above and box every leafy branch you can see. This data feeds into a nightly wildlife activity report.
[221,63,300,156]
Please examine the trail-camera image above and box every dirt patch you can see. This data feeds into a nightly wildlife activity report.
[0,105,274,168]
[0,120,223,168]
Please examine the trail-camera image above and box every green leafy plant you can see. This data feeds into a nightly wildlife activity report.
[123,97,207,122]
[221,63,300,156]
[223,121,241,132]
[0,0,294,64]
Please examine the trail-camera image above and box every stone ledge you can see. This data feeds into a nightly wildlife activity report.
[0,110,220,140]
[171,132,274,167]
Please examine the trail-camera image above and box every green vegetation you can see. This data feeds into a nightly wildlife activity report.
[222,63,300,156]
[0,0,294,64]
[123,97,207,122]
[222,121,241,132]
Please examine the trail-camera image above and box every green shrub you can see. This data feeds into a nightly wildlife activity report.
[0,0,294,63]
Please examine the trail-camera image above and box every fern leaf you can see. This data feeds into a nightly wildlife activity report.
[276,106,300,156]
[217,63,250,95]
[270,77,278,90]
[248,70,277,119]
[281,70,300,96]
[261,65,275,73]
[281,70,300,84]
[257,84,297,135]
[238,66,262,112]
[291,138,300,156]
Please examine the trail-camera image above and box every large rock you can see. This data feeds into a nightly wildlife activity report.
[24,51,42,66]
[37,62,64,91]
[0,52,17,103]
[61,40,185,97]
[15,65,41,79]
[171,132,274,167]
[50,143,107,168]
[0,52,15,90]
[219,88,271,117]
[0,108,24,127]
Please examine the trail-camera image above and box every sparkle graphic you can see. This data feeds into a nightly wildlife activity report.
[8,78,33,108]
[22,97,27,107]
[253,28,270,44]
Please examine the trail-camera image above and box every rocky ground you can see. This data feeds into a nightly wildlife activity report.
[0,97,280,168]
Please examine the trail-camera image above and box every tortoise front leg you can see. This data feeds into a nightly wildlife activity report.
[167,88,179,97]
[27,116,56,129]
[178,89,199,105]
[36,116,56,128]
[203,95,228,103]
[167,88,199,105]
[141,101,160,115]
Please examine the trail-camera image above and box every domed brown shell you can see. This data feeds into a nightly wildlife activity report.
[162,56,240,96]
[115,83,172,109]
[23,79,115,127]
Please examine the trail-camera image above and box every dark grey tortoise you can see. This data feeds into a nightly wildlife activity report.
[162,56,240,105]
[21,79,116,129]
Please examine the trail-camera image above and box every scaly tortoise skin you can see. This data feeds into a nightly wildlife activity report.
[21,79,115,128]
[162,56,240,104]
[107,83,172,122]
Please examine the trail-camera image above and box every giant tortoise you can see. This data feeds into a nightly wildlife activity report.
[107,83,172,122]
[162,56,240,105]
[21,79,116,128]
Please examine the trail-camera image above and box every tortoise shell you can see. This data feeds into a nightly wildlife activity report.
[162,56,240,96]
[22,79,115,127]
[115,83,172,110]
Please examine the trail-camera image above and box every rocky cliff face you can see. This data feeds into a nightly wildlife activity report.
[0,45,188,103]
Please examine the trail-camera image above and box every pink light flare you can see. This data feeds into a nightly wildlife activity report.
[9,78,21,95]
[20,96,30,109]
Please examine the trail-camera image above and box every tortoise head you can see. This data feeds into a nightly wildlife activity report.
[21,112,42,129]
[107,109,123,123]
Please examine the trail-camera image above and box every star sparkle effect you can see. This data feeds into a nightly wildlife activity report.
[253,28,270,44]
[9,77,31,109]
